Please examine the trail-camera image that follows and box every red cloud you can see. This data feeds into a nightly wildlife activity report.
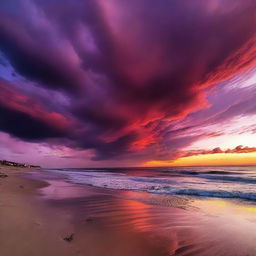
[199,36,256,89]
[0,0,256,161]
[182,145,256,158]
[0,80,72,138]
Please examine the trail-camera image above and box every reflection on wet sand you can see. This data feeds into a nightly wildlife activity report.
[36,174,256,256]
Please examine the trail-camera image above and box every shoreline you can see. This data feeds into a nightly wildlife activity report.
[0,167,172,256]
[0,167,79,256]
[1,167,256,256]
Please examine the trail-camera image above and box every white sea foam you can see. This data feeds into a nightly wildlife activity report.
[44,167,256,201]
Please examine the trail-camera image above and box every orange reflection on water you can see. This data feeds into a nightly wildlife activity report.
[115,191,155,233]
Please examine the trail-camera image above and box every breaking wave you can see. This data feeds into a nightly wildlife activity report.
[44,166,256,201]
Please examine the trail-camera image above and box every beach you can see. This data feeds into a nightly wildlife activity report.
[1,167,256,256]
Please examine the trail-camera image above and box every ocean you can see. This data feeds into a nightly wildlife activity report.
[26,165,256,256]
[43,166,256,201]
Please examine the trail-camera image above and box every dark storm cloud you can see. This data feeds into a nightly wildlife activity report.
[0,80,71,141]
[0,104,67,140]
[0,0,256,161]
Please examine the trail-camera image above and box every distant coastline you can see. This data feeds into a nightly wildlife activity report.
[0,160,40,168]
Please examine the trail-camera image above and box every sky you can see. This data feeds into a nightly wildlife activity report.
[0,0,256,168]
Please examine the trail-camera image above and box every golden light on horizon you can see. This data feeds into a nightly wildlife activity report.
[143,152,256,167]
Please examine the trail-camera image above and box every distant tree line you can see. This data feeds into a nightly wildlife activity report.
[0,160,40,168]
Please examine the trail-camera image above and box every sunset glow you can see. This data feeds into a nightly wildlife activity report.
[0,0,255,167]
[1,2,256,256]
[144,152,256,167]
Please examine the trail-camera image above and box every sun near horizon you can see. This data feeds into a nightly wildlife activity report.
[143,152,256,167]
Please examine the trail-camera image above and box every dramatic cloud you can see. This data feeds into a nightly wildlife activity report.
[182,145,256,158]
[0,79,71,140]
[0,0,256,166]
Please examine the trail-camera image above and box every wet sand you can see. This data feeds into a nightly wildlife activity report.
[1,167,256,256]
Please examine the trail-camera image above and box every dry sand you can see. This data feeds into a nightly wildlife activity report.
[0,167,78,256]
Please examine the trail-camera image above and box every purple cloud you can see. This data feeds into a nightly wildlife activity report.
[0,0,256,166]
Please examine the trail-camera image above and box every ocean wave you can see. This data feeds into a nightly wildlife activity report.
[201,175,256,184]
[44,168,256,201]
[131,177,177,184]
[171,189,256,201]
[176,170,243,176]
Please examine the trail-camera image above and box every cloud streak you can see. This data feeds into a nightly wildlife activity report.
[0,0,256,165]
[182,145,256,158]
